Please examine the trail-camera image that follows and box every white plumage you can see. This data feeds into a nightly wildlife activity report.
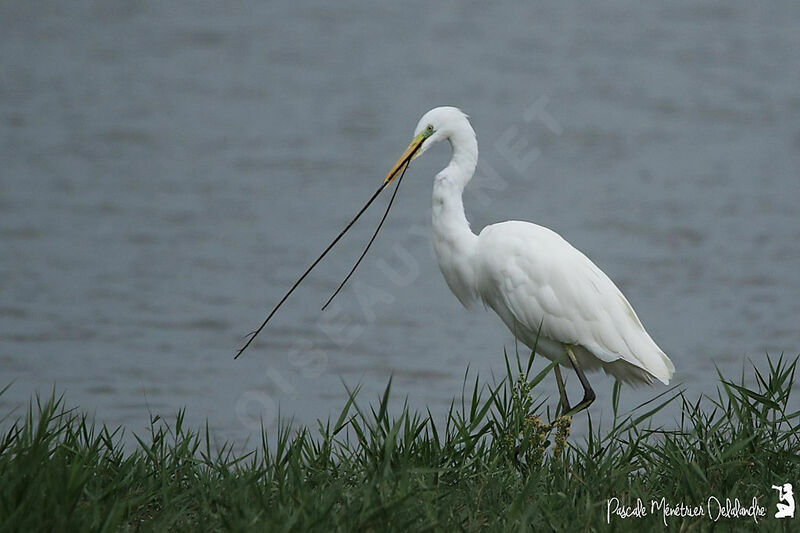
[476,221,673,385]
[394,106,674,412]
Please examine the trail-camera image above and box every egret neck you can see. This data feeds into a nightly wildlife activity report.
[431,122,480,308]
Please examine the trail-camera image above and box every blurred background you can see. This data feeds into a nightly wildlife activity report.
[1,1,799,446]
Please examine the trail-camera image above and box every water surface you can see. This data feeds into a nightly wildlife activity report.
[1,1,799,444]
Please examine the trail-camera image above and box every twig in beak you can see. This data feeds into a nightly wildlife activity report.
[234,142,421,359]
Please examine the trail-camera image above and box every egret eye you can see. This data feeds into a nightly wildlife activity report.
[425,124,434,133]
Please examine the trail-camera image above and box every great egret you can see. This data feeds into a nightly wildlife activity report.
[236,106,674,415]
[385,106,674,414]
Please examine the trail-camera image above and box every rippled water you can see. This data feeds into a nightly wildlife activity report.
[2,1,799,444]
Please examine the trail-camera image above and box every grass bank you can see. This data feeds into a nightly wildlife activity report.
[1,353,798,532]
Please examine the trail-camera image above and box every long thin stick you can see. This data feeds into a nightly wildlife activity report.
[320,160,409,311]
[234,145,420,359]
[234,182,387,359]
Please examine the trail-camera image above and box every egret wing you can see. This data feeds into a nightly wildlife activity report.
[476,221,673,384]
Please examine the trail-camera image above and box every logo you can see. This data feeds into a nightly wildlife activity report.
[772,483,795,519]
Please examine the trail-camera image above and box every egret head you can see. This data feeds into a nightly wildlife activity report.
[384,106,471,185]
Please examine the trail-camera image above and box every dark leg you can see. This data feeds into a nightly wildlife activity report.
[553,364,571,414]
[565,345,596,415]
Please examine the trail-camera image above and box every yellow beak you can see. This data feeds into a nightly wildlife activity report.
[383,132,427,185]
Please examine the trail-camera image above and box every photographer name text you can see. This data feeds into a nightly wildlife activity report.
[607,496,766,525]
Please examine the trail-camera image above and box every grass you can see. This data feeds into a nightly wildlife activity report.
[1,352,798,532]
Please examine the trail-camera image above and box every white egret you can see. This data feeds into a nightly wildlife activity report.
[236,105,674,415]
[383,106,674,414]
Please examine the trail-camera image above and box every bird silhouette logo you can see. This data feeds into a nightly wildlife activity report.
[772,483,795,519]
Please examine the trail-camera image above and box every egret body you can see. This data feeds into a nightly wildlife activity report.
[386,107,674,413]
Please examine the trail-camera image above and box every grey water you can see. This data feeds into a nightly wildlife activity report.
[2,1,799,445]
